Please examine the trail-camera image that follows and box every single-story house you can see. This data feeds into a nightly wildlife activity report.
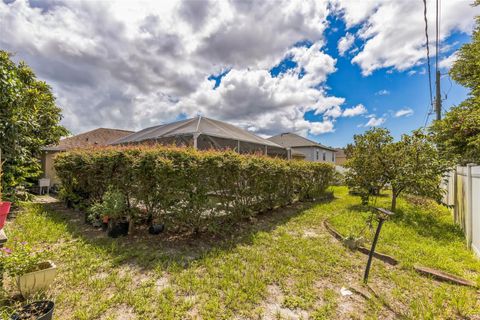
[267,132,336,163]
[112,116,289,158]
[335,148,347,166]
[41,128,134,186]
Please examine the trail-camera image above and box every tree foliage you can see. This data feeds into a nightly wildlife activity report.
[431,99,480,165]
[345,129,451,211]
[0,50,68,198]
[431,2,480,165]
[344,128,392,203]
[450,0,480,97]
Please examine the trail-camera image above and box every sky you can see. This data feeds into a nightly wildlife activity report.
[1,0,479,148]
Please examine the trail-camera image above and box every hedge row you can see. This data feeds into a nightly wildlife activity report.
[54,146,334,233]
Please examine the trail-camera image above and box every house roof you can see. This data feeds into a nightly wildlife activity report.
[267,132,336,151]
[111,116,284,149]
[43,128,134,151]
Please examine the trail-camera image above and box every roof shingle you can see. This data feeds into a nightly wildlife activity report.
[43,128,134,151]
[267,132,335,151]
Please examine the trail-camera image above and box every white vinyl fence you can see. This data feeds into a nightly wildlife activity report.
[442,164,480,258]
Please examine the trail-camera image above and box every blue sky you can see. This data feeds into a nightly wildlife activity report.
[1,0,478,148]
[211,16,471,147]
[310,16,470,146]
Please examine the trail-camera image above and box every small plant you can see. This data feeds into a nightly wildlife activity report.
[89,187,127,221]
[0,241,45,277]
[88,187,132,237]
[343,224,368,250]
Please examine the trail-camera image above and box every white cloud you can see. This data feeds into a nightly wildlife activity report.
[364,115,386,127]
[335,0,477,75]
[178,41,345,136]
[395,108,414,117]
[439,52,458,70]
[342,104,367,117]
[0,0,338,136]
[337,32,355,56]
[0,0,476,138]
[375,89,390,96]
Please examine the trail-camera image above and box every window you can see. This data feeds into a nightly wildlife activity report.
[322,151,326,161]
[316,150,319,160]
[332,153,335,162]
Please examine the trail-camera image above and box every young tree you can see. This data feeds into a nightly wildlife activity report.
[0,51,68,198]
[346,129,451,211]
[387,130,451,211]
[431,1,480,164]
[344,128,393,204]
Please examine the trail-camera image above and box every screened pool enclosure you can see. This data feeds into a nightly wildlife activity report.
[112,116,289,158]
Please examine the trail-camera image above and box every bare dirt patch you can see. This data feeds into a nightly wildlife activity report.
[302,229,320,238]
[262,284,309,320]
[101,304,136,320]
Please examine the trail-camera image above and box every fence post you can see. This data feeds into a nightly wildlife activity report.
[467,164,474,249]
[453,168,458,223]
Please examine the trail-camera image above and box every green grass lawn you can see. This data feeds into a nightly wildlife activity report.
[1,186,479,319]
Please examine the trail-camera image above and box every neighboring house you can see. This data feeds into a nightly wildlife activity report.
[267,132,336,163]
[335,148,347,166]
[41,128,134,186]
[112,116,288,158]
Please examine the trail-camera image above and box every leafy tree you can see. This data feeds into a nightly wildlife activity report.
[431,99,480,164]
[431,1,480,164]
[0,50,68,198]
[449,0,480,97]
[344,128,392,204]
[346,129,451,211]
[386,130,451,211]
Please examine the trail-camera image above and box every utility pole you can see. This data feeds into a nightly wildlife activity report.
[435,0,442,121]
[435,70,441,121]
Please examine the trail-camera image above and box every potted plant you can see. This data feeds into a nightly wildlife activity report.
[148,223,165,235]
[11,300,55,320]
[0,149,12,229]
[91,187,129,238]
[0,242,57,297]
[343,234,364,250]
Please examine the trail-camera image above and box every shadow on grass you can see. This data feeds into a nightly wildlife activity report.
[389,207,465,242]
[347,204,372,213]
[40,195,334,271]
[346,200,465,243]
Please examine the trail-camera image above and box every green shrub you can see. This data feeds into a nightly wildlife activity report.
[0,241,45,277]
[54,146,334,233]
[88,187,127,221]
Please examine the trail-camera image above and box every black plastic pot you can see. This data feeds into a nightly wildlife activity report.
[148,224,165,235]
[11,300,54,320]
[84,211,91,225]
[107,220,129,238]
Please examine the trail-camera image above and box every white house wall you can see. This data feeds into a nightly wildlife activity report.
[292,147,335,163]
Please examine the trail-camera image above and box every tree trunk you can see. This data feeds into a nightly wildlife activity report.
[128,216,134,235]
[391,191,397,212]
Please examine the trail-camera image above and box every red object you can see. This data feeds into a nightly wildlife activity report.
[0,202,11,229]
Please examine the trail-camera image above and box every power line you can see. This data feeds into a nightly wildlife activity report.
[422,0,434,127]
[435,0,439,71]
[444,74,452,100]
[423,112,432,128]
[434,0,442,121]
